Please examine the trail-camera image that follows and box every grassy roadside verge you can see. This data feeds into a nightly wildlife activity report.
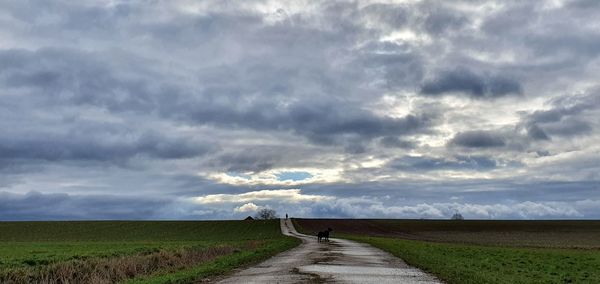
[0,220,301,284]
[344,235,600,284]
[126,236,300,284]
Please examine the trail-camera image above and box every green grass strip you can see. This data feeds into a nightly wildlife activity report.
[346,235,600,284]
[125,236,300,284]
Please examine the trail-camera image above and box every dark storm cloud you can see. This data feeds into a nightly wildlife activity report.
[525,119,591,141]
[205,142,347,173]
[389,155,497,171]
[479,1,600,69]
[179,97,436,145]
[543,118,592,137]
[0,128,210,163]
[527,95,597,124]
[481,2,536,36]
[0,191,170,220]
[209,150,279,173]
[0,47,433,150]
[380,136,415,149]
[0,43,435,181]
[449,131,506,148]
[0,48,160,113]
[0,0,599,220]
[521,92,599,140]
[286,103,434,143]
[421,68,522,98]
[526,124,550,140]
[418,3,469,36]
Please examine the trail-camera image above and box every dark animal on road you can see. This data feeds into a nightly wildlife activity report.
[317,228,333,242]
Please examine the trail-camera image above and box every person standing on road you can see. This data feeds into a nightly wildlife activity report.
[286,213,288,219]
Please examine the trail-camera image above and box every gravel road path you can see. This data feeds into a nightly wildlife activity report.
[216,218,442,283]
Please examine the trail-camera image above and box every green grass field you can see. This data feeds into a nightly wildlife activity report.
[0,220,299,283]
[346,236,600,284]
[294,219,600,284]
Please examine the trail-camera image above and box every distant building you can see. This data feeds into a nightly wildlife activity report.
[244,216,254,221]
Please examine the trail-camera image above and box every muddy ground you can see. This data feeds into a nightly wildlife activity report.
[293,219,600,248]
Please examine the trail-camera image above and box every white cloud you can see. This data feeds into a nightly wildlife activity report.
[204,168,343,186]
[233,202,260,213]
[192,189,334,204]
[193,192,588,220]
[318,199,584,219]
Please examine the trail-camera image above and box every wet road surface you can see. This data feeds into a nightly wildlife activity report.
[216,218,442,283]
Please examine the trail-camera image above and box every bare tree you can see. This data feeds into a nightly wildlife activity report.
[254,208,278,220]
[451,212,464,220]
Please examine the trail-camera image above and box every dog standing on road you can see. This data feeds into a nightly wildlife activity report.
[317,228,332,242]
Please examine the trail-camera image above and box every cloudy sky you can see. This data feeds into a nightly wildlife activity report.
[1,0,599,220]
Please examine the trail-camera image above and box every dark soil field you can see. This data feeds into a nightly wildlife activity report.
[294,218,600,248]
[294,219,600,283]
[0,220,299,284]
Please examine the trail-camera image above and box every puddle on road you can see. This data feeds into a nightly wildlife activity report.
[291,267,332,283]
[300,264,427,277]
[313,252,344,264]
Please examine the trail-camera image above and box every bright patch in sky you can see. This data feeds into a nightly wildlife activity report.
[276,171,313,181]
[226,172,252,180]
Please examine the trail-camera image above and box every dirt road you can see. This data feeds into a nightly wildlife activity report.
[216,218,441,283]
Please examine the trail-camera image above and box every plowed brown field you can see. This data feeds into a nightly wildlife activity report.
[293,219,600,248]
